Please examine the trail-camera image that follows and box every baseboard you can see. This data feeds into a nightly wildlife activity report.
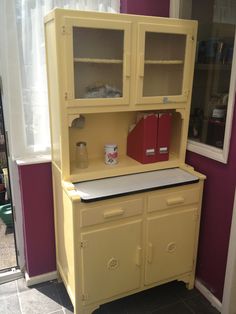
[25,270,57,286]
[195,279,222,312]
[0,268,23,284]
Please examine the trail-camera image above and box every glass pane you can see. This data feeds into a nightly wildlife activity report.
[188,1,235,149]
[73,27,124,99]
[143,33,186,97]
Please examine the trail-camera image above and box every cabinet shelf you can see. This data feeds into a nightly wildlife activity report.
[74,57,123,64]
[70,154,179,182]
[144,60,184,65]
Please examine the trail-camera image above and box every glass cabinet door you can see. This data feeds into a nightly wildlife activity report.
[63,17,131,108]
[136,23,194,105]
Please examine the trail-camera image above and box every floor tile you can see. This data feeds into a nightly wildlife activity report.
[0,280,17,299]
[151,301,193,314]
[19,283,62,314]
[56,282,73,309]
[0,294,21,314]
[183,294,220,314]
[125,283,180,313]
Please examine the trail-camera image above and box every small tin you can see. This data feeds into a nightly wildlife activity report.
[104,144,118,165]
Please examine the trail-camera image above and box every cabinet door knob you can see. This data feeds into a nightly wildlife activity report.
[166,196,185,206]
[103,208,125,219]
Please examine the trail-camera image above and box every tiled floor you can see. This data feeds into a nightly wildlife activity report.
[0,278,220,314]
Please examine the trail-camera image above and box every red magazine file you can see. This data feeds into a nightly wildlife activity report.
[127,114,158,164]
[156,113,172,161]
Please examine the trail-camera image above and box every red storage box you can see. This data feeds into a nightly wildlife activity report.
[127,113,172,164]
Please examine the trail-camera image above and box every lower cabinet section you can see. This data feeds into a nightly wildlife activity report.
[145,207,198,285]
[56,179,204,314]
[80,220,142,304]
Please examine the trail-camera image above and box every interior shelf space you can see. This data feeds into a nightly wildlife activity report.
[68,110,183,182]
[70,153,179,182]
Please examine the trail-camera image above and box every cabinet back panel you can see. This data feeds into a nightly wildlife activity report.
[69,112,136,161]
[143,64,183,96]
[69,111,182,164]
[73,27,124,60]
[74,63,123,99]
[145,33,186,60]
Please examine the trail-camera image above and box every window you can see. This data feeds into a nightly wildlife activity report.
[170,0,236,163]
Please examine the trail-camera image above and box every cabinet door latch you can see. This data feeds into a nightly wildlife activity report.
[80,241,88,248]
[82,293,88,301]
[61,25,70,35]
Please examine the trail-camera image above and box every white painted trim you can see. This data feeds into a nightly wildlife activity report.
[169,0,180,18]
[171,0,236,164]
[222,189,236,314]
[195,279,222,312]
[187,28,236,164]
[0,268,23,284]
[15,154,52,166]
[25,271,57,287]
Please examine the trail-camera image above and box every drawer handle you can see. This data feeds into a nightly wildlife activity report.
[166,197,185,206]
[103,208,125,219]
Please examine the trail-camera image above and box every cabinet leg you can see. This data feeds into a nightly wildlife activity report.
[186,276,195,290]
[56,270,62,283]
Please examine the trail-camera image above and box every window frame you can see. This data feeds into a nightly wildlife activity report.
[170,0,236,163]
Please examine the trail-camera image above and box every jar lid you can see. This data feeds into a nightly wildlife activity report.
[76,141,87,146]
[104,144,117,148]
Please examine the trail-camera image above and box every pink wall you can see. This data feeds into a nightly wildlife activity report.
[18,163,56,277]
[186,99,236,300]
[120,0,169,16]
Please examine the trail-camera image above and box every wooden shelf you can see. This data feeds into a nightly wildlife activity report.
[74,57,123,64]
[144,60,184,65]
[69,154,179,182]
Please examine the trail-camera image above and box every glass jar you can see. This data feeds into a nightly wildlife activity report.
[76,141,88,169]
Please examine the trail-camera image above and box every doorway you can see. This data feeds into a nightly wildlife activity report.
[0,91,18,272]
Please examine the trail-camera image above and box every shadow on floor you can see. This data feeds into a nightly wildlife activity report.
[0,277,220,314]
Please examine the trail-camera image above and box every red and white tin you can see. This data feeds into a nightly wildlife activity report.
[104,144,118,165]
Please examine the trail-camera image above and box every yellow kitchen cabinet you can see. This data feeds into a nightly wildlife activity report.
[44,8,205,314]
[45,8,197,113]
[53,176,204,314]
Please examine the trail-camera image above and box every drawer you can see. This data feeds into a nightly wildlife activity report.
[80,197,143,227]
[148,186,200,213]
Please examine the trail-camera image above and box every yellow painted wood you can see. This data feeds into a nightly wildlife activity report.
[74,58,123,64]
[144,60,184,64]
[45,9,204,314]
[80,220,142,305]
[145,207,198,285]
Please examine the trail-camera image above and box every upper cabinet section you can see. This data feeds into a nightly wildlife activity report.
[63,16,131,109]
[50,9,197,112]
[136,23,194,105]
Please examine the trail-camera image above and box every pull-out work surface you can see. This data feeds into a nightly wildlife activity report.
[74,168,199,202]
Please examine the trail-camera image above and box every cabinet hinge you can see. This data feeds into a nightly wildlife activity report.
[183,90,190,97]
[64,92,68,100]
[82,293,88,301]
[80,241,88,248]
[61,25,70,35]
